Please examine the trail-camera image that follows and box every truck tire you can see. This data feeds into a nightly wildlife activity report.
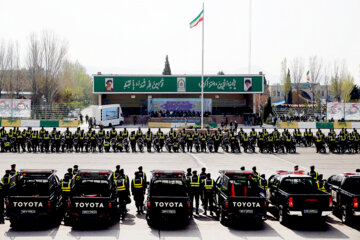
[341,206,352,224]
[219,207,228,225]
[278,206,288,225]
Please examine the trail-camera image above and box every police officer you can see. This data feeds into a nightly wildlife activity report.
[202,173,214,216]
[259,174,268,193]
[308,165,318,180]
[186,168,192,180]
[317,174,326,191]
[145,129,153,152]
[114,165,121,179]
[186,131,193,152]
[188,170,201,215]
[157,128,165,151]
[73,165,79,175]
[64,168,73,180]
[10,164,17,176]
[136,127,143,140]
[199,168,207,205]
[252,166,259,183]
[213,131,221,152]
[0,177,4,224]
[129,131,137,152]
[123,128,129,138]
[240,166,245,171]
[137,166,147,188]
[116,174,130,219]
[61,168,73,199]
[132,172,145,214]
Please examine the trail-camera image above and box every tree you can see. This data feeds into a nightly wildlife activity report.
[290,58,305,110]
[162,55,171,75]
[262,96,273,121]
[285,69,292,104]
[280,58,291,102]
[330,61,347,102]
[58,60,92,103]
[308,56,322,108]
[42,30,68,104]
[26,33,43,106]
[350,84,360,101]
[342,74,355,102]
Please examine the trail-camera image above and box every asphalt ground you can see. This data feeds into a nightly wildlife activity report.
[1,145,360,240]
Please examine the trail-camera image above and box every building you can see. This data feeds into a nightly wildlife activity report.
[269,83,333,104]
[92,74,265,124]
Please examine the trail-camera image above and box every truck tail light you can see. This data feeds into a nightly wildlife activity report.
[353,198,358,208]
[224,200,229,209]
[187,200,191,208]
[5,200,9,207]
[48,201,51,207]
[288,197,294,208]
[109,202,112,209]
[264,201,268,208]
[329,197,333,208]
[147,201,151,211]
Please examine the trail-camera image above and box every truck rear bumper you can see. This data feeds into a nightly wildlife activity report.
[353,211,360,216]
[288,210,331,217]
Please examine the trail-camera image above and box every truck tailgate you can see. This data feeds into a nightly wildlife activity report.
[227,196,266,214]
[7,196,50,216]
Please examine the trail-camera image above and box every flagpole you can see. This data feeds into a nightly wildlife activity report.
[201,2,204,129]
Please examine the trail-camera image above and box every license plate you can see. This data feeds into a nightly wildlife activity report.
[304,209,318,214]
[21,210,36,214]
[239,209,254,214]
[161,209,176,214]
[82,210,97,214]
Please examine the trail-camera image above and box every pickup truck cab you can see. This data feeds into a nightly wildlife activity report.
[214,170,267,225]
[267,170,332,224]
[6,169,64,227]
[65,169,119,225]
[327,172,360,223]
[146,170,191,227]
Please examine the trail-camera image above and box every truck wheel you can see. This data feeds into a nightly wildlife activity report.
[278,206,288,225]
[219,207,228,225]
[341,207,351,224]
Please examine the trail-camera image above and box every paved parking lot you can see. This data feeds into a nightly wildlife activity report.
[1,148,360,240]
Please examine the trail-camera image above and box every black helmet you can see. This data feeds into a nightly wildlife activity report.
[67,168,72,173]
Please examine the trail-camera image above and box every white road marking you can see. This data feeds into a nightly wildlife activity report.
[188,153,207,168]
[269,154,307,169]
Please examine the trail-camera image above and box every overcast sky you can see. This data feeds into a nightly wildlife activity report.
[1,0,359,84]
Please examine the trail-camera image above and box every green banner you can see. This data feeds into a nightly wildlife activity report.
[93,75,263,94]
[316,122,334,129]
[40,120,59,127]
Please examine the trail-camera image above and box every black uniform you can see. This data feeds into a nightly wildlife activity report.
[202,176,214,215]
[131,174,145,214]
[188,172,201,214]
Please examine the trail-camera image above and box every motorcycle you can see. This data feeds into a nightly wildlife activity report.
[165,137,172,153]
[172,139,180,152]
[193,138,200,153]
[137,137,144,152]
[207,138,214,153]
[179,137,186,152]
[73,137,79,152]
[221,136,230,153]
[123,138,130,152]
[153,137,161,153]
[97,138,104,152]
[104,140,111,152]
[111,138,117,152]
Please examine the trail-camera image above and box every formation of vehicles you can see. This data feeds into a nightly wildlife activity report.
[2,126,359,154]
[2,166,360,229]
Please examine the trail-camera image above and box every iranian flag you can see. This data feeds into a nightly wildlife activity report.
[189,10,204,28]
[306,71,310,82]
